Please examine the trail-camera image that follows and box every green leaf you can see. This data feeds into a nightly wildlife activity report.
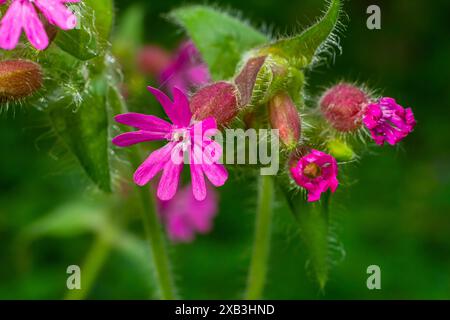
[21,203,107,239]
[84,0,114,42]
[259,0,341,68]
[55,3,100,60]
[282,187,338,289]
[49,81,111,192]
[169,5,268,80]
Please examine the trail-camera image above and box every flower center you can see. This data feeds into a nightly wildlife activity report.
[303,162,322,179]
[171,129,191,151]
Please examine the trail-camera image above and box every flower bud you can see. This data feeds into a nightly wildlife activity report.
[190,81,240,125]
[137,45,172,76]
[319,83,369,132]
[268,92,301,148]
[326,138,355,161]
[235,56,267,107]
[0,60,43,102]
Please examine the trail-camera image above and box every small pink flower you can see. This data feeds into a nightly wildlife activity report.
[290,149,339,202]
[158,184,218,243]
[159,41,210,94]
[0,0,80,50]
[112,86,228,201]
[363,97,416,146]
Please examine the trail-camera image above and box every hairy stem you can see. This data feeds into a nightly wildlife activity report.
[245,175,274,299]
[137,184,177,300]
[65,234,111,300]
[128,147,176,300]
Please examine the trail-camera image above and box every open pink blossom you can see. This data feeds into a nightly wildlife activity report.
[159,41,210,94]
[0,0,80,50]
[158,184,218,243]
[112,86,228,201]
[363,97,416,146]
[290,149,339,202]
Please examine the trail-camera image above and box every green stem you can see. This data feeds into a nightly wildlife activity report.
[65,234,111,300]
[137,184,177,300]
[127,147,176,300]
[245,175,274,300]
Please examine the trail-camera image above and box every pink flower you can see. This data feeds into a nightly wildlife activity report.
[290,149,339,202]
[158,184,218,243]
[0,0,79,50]
[363,97,416,146]
[159,41,210,94]
[112,86,228,201]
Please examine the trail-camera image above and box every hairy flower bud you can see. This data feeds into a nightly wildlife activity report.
[137,45,172,76]
[190,81,239,125]
[319,83,369,132]
[0,60,43,102]
[268,92,301,148]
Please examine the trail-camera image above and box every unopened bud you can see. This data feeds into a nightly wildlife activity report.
[235,56,267,107]
[137,45,172,76]
[190,81,240,125]
[268,92,301,148]
[319,83,369,132]
[0,60,43,102]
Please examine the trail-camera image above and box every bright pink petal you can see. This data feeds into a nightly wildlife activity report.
[112,131,167,147]
[114,113,172,133]
[202,162,228,187]
[157,159,183,201]
[133,142,175,186]
[189,146,207,201]
[0,0,24,50]
[22,1,49,50]
[34,0,77,30]
[147,86,183,125]
[172,87,192,127]
[167,215,195,242]
[191,117,218,138]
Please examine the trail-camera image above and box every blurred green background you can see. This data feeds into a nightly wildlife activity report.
[1,0,449,299]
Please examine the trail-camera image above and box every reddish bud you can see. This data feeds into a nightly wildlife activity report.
[319,83,369,132]
[190,82,240,125]
[268,92,301,148]
[0,60,43,102]
[137,45,172,76]
[235,56,267,107]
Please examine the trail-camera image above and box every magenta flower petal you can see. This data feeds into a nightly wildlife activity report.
[157,159,183,201]
[202,162,228,187]
[159,41,210,94]
[0,0,79,50]
[167,215,195,242]
[0,0,24,50]
[115,113,172,133]
[34,0,77,30]
[290,149,339,202]
[22,1,49,50]
[172,87,193,127]
[158,183,218,243]
[146,86,180,125]
[191,117,218,138]
[363,97,416,146]
[133,142,175,186]
[112,131,168,147]
[189,144,207,201]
